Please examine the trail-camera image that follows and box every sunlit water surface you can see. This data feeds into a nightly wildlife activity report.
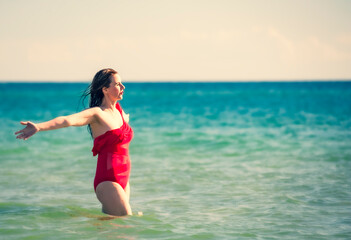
[0,82,350,239]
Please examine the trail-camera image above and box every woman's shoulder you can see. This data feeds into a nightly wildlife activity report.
[83,106,103,114]
[80,106,104,119]
[85,107,105,126]
[89,106,102,111]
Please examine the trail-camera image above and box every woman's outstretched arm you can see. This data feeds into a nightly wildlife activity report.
[15,107,100,140]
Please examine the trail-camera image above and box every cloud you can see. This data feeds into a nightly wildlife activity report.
[1,24,350,81]
[304,36,351,61]
[263,27,351,63]
[267,27,295,58]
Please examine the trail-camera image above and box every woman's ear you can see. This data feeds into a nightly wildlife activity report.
[102,86,108,93]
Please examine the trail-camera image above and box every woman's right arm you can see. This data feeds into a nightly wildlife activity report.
[15,107,101,140]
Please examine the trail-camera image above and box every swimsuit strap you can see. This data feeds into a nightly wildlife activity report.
[115,102,125,122]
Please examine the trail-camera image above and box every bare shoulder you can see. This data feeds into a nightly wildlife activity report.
[78,106,103,117]
[88,106,105,120]
[83,107,104,127]
[88,106,103,114]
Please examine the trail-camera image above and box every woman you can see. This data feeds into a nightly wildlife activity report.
[15,68,133,216]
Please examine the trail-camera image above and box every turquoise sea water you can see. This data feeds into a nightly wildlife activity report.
[0,81,351,239]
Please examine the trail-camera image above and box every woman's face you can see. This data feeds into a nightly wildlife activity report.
[104,74,125,100]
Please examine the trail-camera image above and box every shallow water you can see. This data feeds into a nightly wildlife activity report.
[1,82,351,239]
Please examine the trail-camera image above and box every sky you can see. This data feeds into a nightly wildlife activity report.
[0,0,350,82]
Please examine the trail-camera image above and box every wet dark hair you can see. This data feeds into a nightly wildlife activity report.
[81,68,118,136]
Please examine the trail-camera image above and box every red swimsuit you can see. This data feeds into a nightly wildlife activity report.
[92,103,133,192]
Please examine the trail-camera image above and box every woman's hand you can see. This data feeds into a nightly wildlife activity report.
[15,121,40,140]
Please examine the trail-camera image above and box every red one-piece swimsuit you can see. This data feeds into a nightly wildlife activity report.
[92,102,133,192]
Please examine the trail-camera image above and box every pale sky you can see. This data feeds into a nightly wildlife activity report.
[1,0,350,82]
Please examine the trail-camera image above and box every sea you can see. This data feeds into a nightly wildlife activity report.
[0,81,350,239]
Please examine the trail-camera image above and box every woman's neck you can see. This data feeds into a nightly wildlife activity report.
[100,97,118,111]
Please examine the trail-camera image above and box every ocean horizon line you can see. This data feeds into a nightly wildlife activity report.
[0,79,350,84]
